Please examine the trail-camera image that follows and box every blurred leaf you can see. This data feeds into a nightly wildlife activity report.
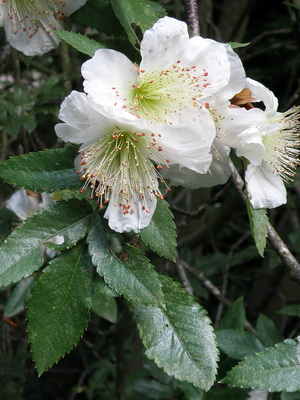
[228,42,251,48]
[0,199,93,287]
[54,30,105,57]
[283,2,300,10]
[218,297,245,331]
[0,146,80,193]
[222,339,300,391]
[109,0,166,46]
[256,315,283,347]
[203,387,249,400]
[4,276,36,317]
[132,379,173,399]
[281,392,300,400]
[88,215,164,306]
[140,199,176,261]
[246,196,268,257]
[278,304,300,317]
[27,242,93,375]
[216,330,263,360]
[177,381,205,400]
[131,274,218,390]
[91,279,118,323]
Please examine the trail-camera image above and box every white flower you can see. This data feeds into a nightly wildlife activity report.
[6,189,63,258]
[219,78,300,209]
[81,16,245,133]
[55,91,214,233]
[0,0,88,56]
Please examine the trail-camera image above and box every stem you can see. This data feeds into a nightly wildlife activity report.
[228,158,300,284]
[184,0,200,36]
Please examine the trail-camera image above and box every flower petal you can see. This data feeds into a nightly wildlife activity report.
[6,189,40,220]
[246,78,278,117]
[236,125,265,166]
[245,163,287,209]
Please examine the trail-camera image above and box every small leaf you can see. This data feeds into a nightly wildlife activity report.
[4,276,35,318]
[218,297,245,331]
[131,274,219,390]
[246,195,269,257]
[278,304,300,317]
[87,215,164,306]
[216,330,264,360]
[256,314,283,347]
[228,42,250,49]
[109,0,166,46]
[0,199,93,287]
[0,146,80,193]
[54,30,105,57]
[27,242,93,375]
[140,199,176,261]
[91,278,118,323]
[222,338,300,392]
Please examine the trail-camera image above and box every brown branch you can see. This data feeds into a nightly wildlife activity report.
[184,0,200,37]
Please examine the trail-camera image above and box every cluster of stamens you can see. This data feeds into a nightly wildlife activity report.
[77,129,171,215]
[1,0,65,37]
[263,107,300,182]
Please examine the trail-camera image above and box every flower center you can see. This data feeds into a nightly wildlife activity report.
[263,107,300,182]
[128,62,210,122]
[2,0,65,36]
[77,129,166,214]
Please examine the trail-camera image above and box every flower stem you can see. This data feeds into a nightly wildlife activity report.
[228,158,300,284]
[184,0,200,36]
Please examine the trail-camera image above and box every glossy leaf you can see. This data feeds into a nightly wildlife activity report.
[88,215,164,306]
[27,242,93,375]
[0,199,93,287]
[0,146,80,193]
[140,199,176,261]
[222,339,300,392]
[216,330,264,360]
[256,314,283,347]
[131,274,218,390]
[246,195,268,257]
[54,31,105,57]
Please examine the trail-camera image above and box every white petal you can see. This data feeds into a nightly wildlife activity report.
[6,189,40,220]
[245,163,287,209]
[246,78,278,117]
[140,17,189,72]
[104,187,158,233]
[55,91,114,144]
[236,125,265,166]
[82,49,138,106]
[63,0,88,16]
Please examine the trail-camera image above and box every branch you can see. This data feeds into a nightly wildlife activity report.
[228,158,300,284]
[184,0,200,36]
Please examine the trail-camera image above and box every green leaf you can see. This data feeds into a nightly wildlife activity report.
[4,276,35,318]
[140,199,176,261]
[228,42,250,49]
[0,199,93,287]
[27,242,93,375]
[256,314,283,347]
[246,195,269,257]
[203,388,249,400]
[0,146,80,193]
[218,297,245,331]
[222,338,300,392]
[109,0,166,46]
[131,274,218,390]
[278,304,300,317]
[54,30,105,57]
[87,215,164,306]
[216,330,263,360]
[91,278,118,323]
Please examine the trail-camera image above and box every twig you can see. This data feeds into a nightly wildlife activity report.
[228,158,300,284]
[176,252,194,295]
[184,0,200,36]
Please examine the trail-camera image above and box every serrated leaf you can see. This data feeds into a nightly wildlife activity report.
[0,146,80,193]
[140,199,176,261]
[91,279,118,323]
[278,304,300,317]
[88,215,164,306]
[131,274,218,390]
[218,297,245,331]
[222,338,300,392]
[228,42,250,49]
[246,195,268,257]
[4,276,35,318]
[256,315,283,347]
[216,330,264,360]
[54,30,105,57]
[0,199,93,287]
[27,242,93,375]
[109,0,166,46]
